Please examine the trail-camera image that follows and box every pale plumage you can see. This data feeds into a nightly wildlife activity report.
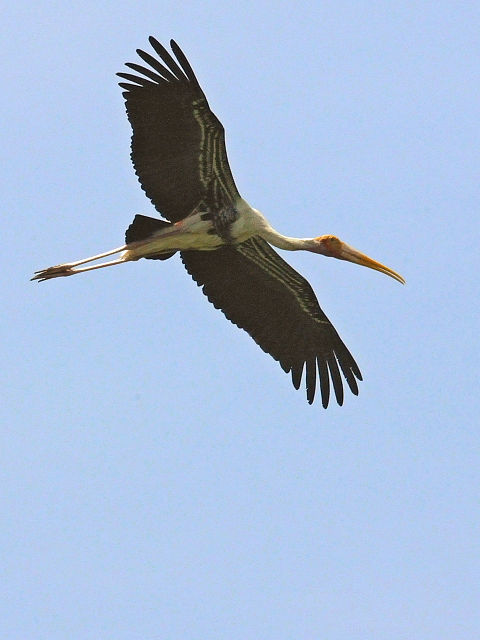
[33,37,404,406]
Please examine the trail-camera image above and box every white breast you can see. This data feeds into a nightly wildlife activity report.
[230,199,270,243]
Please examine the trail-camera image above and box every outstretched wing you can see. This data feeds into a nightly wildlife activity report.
[181,238,362,406]
[118,38,240,222]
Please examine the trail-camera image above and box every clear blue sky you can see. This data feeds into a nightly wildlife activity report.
[2,2,479,638]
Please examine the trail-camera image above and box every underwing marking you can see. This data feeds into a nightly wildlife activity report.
[237,238,330,323]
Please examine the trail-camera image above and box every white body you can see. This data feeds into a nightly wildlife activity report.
[123,198,310,262]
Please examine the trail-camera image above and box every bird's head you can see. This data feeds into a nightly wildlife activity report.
[310,234,405,284]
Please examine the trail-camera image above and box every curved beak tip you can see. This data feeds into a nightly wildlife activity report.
[341,244,405,285]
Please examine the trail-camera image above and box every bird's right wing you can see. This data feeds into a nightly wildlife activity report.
[117,38,240,222]
[181,237,362,406]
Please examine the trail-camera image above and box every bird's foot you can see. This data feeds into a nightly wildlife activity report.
[31,264,76,282]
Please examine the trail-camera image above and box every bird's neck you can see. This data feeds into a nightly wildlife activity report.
[260,226,316,251]
[243,205,316,251]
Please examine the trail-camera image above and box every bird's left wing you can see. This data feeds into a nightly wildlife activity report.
[117,38,240,222]
[181,238,362,406]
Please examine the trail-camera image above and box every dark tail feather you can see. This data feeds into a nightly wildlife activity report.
[125,214,171,242]
[125,214,176,261]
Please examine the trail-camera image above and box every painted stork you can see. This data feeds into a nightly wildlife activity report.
[33,37,404,406]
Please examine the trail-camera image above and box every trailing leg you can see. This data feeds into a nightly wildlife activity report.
[31,245,130,281]
[32,214,177,282]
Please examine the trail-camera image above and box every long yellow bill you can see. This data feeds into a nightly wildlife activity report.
[340,243,405,284]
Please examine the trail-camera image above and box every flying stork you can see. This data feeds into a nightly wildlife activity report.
[33,37,404,406]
